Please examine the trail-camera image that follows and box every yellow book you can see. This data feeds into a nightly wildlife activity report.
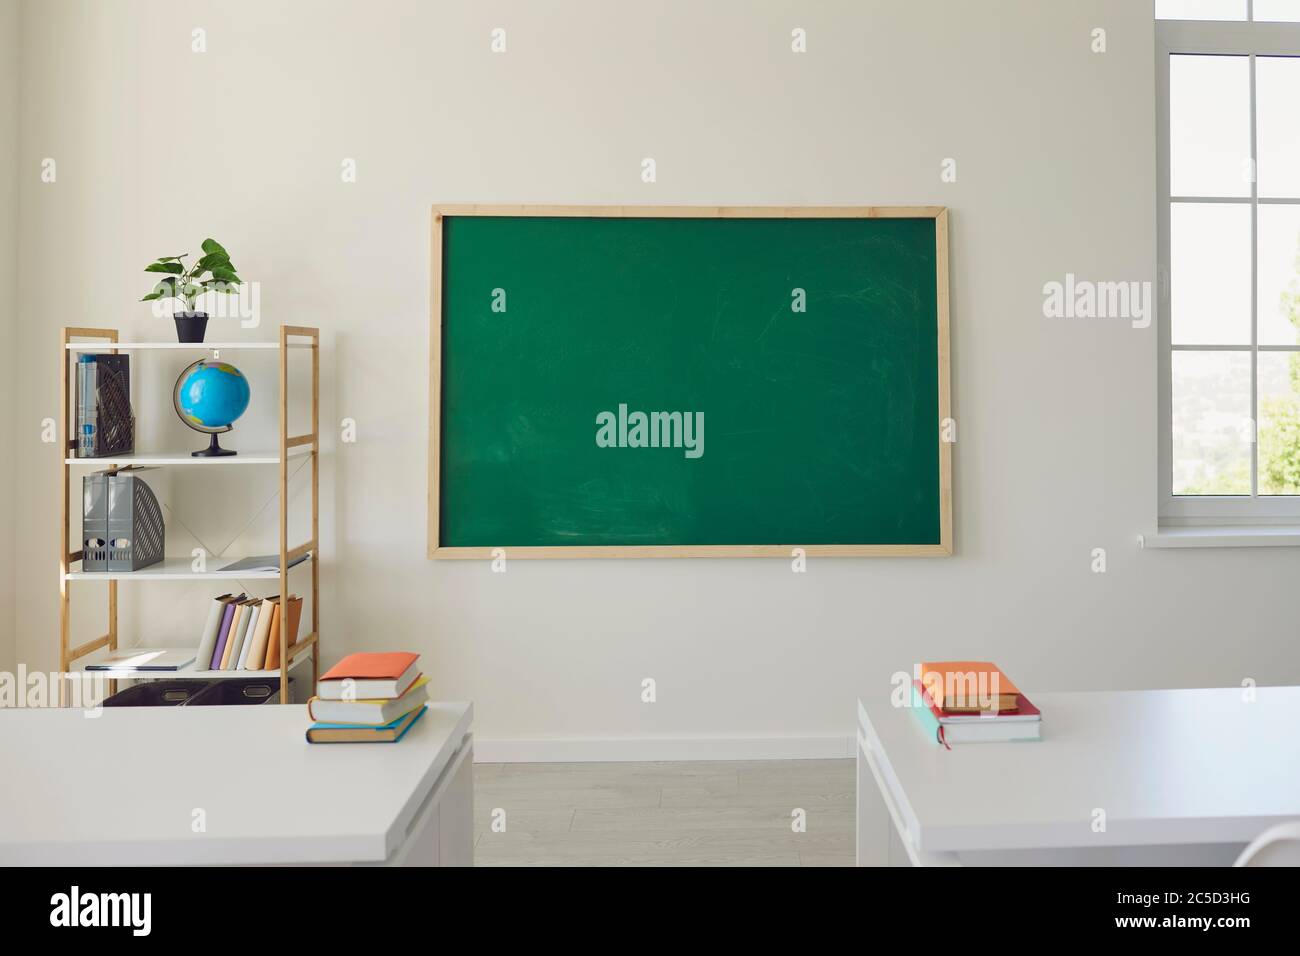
[242,595,277,671]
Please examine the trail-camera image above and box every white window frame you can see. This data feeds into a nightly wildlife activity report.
[1157,15,1300,524]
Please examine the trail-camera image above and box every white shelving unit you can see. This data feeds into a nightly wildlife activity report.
[63,557,304,581]
[64,447,310,466]
[65,341,312,351]
[70,650,309,682]
[59,326,321,700]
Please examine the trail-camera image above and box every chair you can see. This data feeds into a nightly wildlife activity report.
[1233,822,1300,866]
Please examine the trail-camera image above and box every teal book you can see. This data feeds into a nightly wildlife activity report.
[910,682,946,747]
[305,704,426,744]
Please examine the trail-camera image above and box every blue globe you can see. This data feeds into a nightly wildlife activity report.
[176,361,250,431]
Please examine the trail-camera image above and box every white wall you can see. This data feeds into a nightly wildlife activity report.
[11,0,1299,749]
[0,0,19,676]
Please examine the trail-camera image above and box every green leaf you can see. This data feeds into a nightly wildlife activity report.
[196,252,231,272]
[141,292,163,302]
[155,254,187,263]
[200,238,228,257]
[145,261,184,274]
[210,267,241,284]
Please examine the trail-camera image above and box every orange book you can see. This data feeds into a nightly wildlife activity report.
[283,595,304,647]
[263,595,304,670]
[919,661,1020,713]
[321,651,420,682]
[262,599,283,670]
[318,652,421,701]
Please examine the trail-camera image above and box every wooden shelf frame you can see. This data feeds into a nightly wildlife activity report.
[58,325,321,704]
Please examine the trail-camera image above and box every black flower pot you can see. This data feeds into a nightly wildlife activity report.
[173,312,209,343]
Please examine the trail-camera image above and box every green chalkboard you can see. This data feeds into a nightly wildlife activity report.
[430,207,951,558]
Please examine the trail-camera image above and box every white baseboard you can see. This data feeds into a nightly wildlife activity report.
[473,734,854,763]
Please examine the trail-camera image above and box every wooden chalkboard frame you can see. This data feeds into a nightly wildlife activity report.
[429,205,952,559]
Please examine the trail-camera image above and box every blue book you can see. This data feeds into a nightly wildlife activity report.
[306,705,426,744]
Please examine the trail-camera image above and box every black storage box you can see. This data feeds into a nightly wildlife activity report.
[188,677,294,706]
[101,679,212,707]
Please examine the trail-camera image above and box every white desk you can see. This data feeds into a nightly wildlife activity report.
[0,702,474,866]
[857,685,1300,866]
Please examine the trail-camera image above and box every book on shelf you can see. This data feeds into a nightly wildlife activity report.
[262,595,303,670]
[85,648,196,672]
[308,675,430,726]
[243,595,277,670]
[222,598,256,670]
[306,706,427,744]
[194,594,232,671]
[207,595,244,670]
[317,652,421,701]
[216,553,309,574]
[191,592,302,672]
[218,600,248,670]
[235,600,261,670]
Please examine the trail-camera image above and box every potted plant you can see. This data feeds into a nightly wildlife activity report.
[141,239,244,343]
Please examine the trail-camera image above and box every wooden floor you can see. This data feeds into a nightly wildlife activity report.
[473,759,855,866]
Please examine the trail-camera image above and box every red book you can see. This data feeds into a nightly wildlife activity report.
[913,680,1042,747]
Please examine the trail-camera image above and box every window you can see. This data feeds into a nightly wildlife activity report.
[1157,7,1300,522]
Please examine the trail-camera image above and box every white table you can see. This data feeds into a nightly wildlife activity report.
[0,701,474,866]
[857,685,1300,866]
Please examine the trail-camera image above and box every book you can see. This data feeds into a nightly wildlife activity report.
[235,601,261,670]
[224,599,257,670]
[913,680,1041,746]
[219,600,248,670]
[308,675,430,726]
[208,596,242,670]
[306,705,426,744]
[288,595,303,642]
[261,594,302,670]
[243,595,277,670]
[216,553,310,574]
[194,595,231,673]
[919,661,1021,713]
[262,598,285,670]
[318,652,421,701]
[85,648,197,671]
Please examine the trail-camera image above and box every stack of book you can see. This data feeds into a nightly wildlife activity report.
[306,652,427,744]
[194,593,304,672]
[913,661,1041,746]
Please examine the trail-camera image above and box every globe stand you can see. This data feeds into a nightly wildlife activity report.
[192,433,236,458]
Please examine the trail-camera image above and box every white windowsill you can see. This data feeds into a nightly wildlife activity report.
[1140,525,1300,549]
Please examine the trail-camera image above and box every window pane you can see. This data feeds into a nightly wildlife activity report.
[1257,57,1300,198]
[1258,351,1300,495]
[1172,351,1251,495]
[1170,56,1251,197]
[1258,205,1300,345]
[1171,203,1252,344]
[1254,0,1300,22]
[1156,0,1246,18]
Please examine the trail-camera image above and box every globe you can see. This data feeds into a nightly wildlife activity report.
[173,360,251,457]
